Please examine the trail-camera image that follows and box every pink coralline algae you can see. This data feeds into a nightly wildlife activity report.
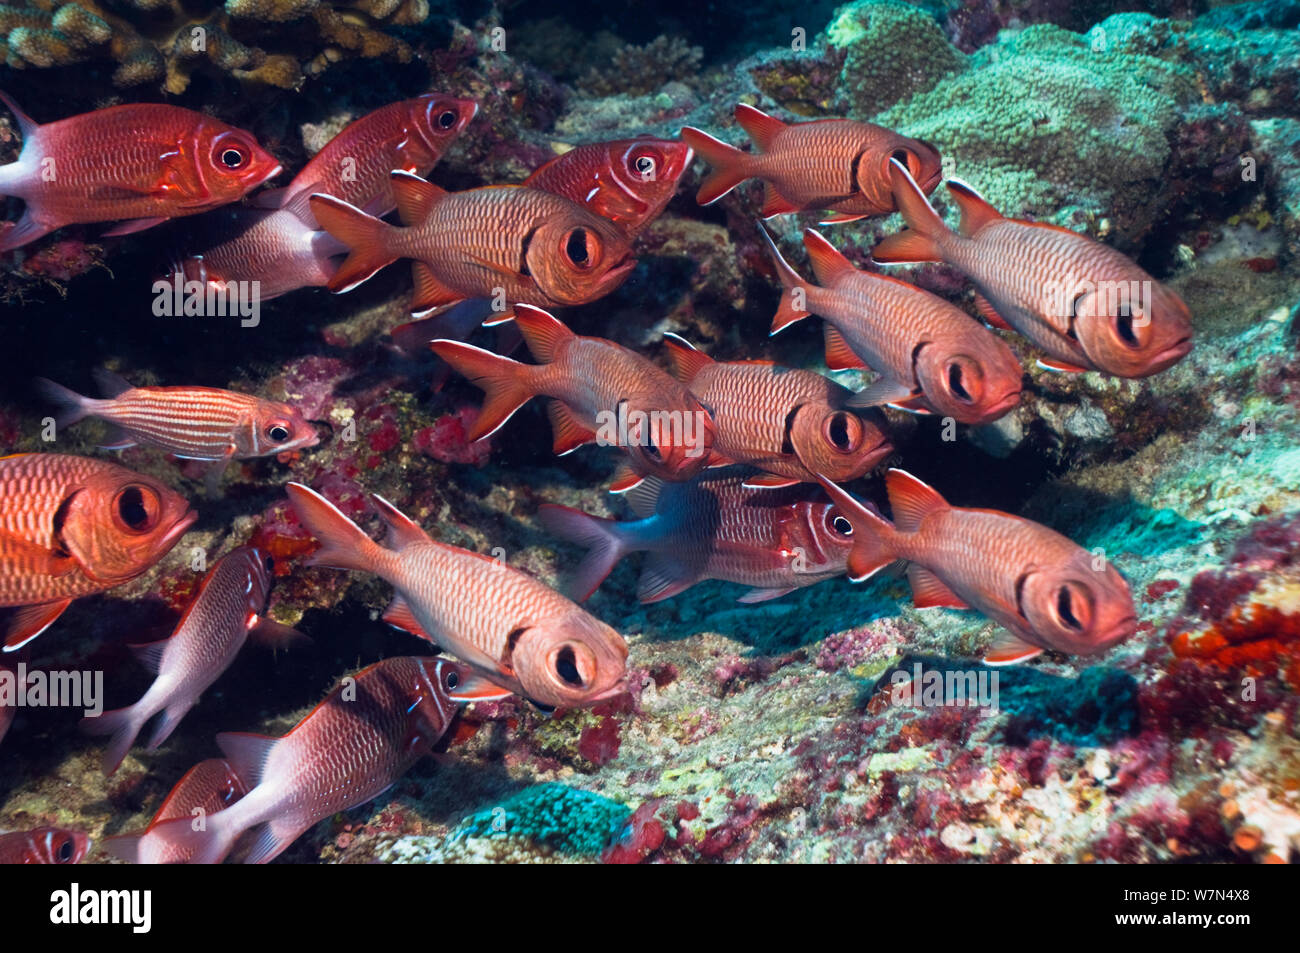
[413,406,492,466]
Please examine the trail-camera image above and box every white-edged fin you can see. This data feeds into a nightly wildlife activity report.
[216,731,278,787]
[983,633,1044,666]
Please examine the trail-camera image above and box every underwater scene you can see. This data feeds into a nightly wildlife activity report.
[0,0,1297,871]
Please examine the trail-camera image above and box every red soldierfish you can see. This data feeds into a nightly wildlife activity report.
[310,176,636,317]
[539,467,859,603]
[663,334,892,487]
[0,827,91,864]
[147,656,470,864]
[0,91,281,251]
[680,104,943,224]
[763,226,1024,424]
[524,137,694,237]
[0,453,195,651]
[103,759,248,865]
[431,305,717,490]
[174,95,478,300]
[818,469,1138,664]
[875,160,1193,377]
[82,546,300,775]
[287,482,629,708]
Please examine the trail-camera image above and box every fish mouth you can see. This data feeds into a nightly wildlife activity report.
[1092,615,1140,651]
[160,509,199,549]
[984,388,1023,416]
[587,680,631,703]
[1147,336,1193,372]
[599,255,638,290]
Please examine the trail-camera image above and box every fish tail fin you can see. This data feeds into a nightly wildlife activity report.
[759,225,812,334]
[537,504,631,601]
[308,194,398,293]
[144,703,190,751]
[815,476,898,582]
[284,483,388,573]
[427,340,537,441]
[80,704,145,776]
[33,377,95,429]
[872,158,950,264]
[679,127,751,205]
[148,814,236,866]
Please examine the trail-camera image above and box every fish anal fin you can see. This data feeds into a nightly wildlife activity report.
[548,400,597,456]
[824,325,867,371]
[760,184,800,218]
[983,632,1044,666]
[411,262,462,316]
[2,599,72,651]
[973,292,1014,331]
[381,595,434,642]
[906,565,968,609]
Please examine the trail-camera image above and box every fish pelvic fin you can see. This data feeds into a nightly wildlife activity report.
[308,194,398,293]
[427,339,536,441]
[679,126,751,205]
[537,503,631,602]
[759,224,813,335]
[285,482,389,574]
[815,476,896,583]
[872,158,949,264]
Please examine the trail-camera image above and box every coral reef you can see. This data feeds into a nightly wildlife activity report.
[576,35,704,98]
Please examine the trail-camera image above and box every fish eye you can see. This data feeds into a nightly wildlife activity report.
[947,362,972,402]
[823,411,862,453]
[56,837,75,863]
[890,148,918,177]
[1056,585,1085,631]
[114,485,159,534]
[219,147,247,170]
[632,153,657,178]
[437,109,458,129]
[444,669,460,691]
[263,554,276,574]
[563,228,599,270]
[554,645,584,687]
[1115,307,1142,348]
[829,513,854,536]
[265,421,292,442]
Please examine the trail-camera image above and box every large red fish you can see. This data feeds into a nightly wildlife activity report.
[173,95,478,300]
[663,334,892,487]
[680,104,942,223]
[875,161,1193,377]
[287,482,629,709]
[147,656,470,864]
[0,453,195,651]
[540,467,859,604]
[310,176,635,317]
[763,227,1023,424]
[430,305,717,489]
[818,470,1138,664]
[38,369,320,491]
[524,137,693,237]
[0,827,91,864]
[103,759,248,865]
[0,92,281,251]
[82,546,301,775]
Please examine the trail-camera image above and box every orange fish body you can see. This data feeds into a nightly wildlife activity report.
[875,161,1193,377]
[680,104,942,223]
[103,758,248,864]
[0,453,195,650]
[820,470,1138,664]
[310,176,636,317]
[663,334,892,486]
[430,305,717,488]
[763,227,1024,424]
[0,827,91,864]
[524,137,693,236]
[0,93,281,251]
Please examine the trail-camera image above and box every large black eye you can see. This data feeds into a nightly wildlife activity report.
[831,514,853,536]
[827,412,852,450]
[220,148,246,169]
[891,149,910,164]
[633,154,656,177]
[116,486,155,532]
[948,363,972,402]
[1057,586,1083,630]
[56,837,75,862]
[554,646,584,687]
[1115,308,1139,348]
[445,670,460,690]
[437,109,457,129]
[266,423,291,442]
[263,555,276,574]
[566,228,591,266]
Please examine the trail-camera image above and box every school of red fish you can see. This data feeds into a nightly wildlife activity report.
[0,91,1193,863]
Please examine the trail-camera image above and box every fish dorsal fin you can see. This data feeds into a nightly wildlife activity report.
[513,305,573,364]
[824,325,867,371]
[973,292,1013,331]
[622,475,663,516]
[906,565,969,609]
[983,632,1043,666]
[662,332,713,382]
[390,170,446,226]
[370,493,431,549]
[381,594,433,641]
[885,468,948,533]
[946,178,1003,237]
[0,90,38,139]
[91,367,133,398]
[128,639,169,674]
[803,229,857,285]
[734,103,785,152]
[216,731,278,787]
[547,400,597,456]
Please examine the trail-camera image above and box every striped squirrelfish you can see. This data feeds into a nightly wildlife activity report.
[874,160,1193,377]
[0,453,195,652]
[103,759,248,865]
[286,482,630,709]
[309,175,636,318]
[763,226,1024,424]
[0,91,281,252]
[430,305,717,491]
[146,656,471,865]
[663,333,892,488]
[38,369,319,490]
[174,95,478,301]
[539,467,859,604]
[0,827,91,864]
[524,137,694,237]
[82,546,302,775]
[680,104,942,224]
[818,469,1138,664]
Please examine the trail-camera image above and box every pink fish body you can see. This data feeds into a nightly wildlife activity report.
[820,469,1138,664]
[148,656,468,864]
[0,827,91,864]
[103,759,248,865]
[286,482,630,709]
[81,546,279,775]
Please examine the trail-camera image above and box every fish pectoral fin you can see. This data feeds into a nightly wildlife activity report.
[983,632,1044,666]
[973,292,1014,331]
[548,401,598,456]
[906,565,969,610]
[0,529,79,579]
[2,599,72,651]
[381,595,434,642]
[101,217,169,238]
[846,377,915,408]
[737,586,797,604]
[447,671,516,703]
[742,472,802,489]
[1036,357,1090,373]
[248,618,311,651]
